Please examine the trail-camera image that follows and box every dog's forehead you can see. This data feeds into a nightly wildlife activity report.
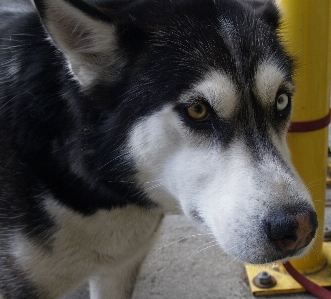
[152,3,262,56]
[186,60,291,118]
[151,1,292,86]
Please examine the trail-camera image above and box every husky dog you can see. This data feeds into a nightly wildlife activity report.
[0,0,318,298]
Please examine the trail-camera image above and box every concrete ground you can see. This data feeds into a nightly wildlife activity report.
[67,199,331,299]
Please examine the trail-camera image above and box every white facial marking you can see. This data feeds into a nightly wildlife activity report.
[128,99,314,264]
[128,106,183,213]
[183,70,238,119]
[255,61,294,105]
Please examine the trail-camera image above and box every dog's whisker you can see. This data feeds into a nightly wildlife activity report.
[156,233,214,251]
[129,183,164,198]
[97,145,142,171]
[226,249,247,266]
[181,241,219,267]
[190,240,218,255]
[108,179,163,186]
[108,180,136,184]
[11,33,35,37]
[142,183,164,193]
[305,177,324,189]
[214,244,242,259]
[143,179,163,184]
[100,140,153,170]
[191,241,218,256]
[0,98,14,111]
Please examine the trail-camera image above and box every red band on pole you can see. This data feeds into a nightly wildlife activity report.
[289,109,331,133]
[283,262,331,299]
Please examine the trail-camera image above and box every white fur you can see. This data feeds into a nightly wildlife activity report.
[254,61,295,106]
[128,69,314,264]
[128,105,183,214]
[12,198,162,298]
[184,70,238,119]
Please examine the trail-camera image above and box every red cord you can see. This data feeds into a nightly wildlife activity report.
[289,109,331,133]
[283,261,331,299]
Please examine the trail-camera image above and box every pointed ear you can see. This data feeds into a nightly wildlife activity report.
[246,0,281,30]
[33,0,129,88]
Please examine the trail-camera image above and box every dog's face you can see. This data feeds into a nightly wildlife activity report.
[34,0,317,264]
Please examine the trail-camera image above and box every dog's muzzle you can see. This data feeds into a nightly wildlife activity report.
[264,206,318,253]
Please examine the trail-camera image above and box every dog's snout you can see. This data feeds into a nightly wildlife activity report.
[265,210,318,252]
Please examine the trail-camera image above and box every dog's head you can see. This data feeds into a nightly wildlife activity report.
[33,0,317,264]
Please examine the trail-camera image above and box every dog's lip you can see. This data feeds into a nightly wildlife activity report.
[228,233,313,264]
[244,249,302,264]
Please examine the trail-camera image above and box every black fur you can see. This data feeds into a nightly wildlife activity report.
[0,0,290,210]
[0,0,294,297]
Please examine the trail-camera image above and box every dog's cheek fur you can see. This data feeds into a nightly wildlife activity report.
[128,106,184,213]
[128,106,315,264]
[197,140,312,264]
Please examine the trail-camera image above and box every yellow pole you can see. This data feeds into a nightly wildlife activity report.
[277,0,331,273]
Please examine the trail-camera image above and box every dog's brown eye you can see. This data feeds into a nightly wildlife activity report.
[187,102,210,121]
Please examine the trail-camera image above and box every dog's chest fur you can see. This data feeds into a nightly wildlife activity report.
[13,199,162,297]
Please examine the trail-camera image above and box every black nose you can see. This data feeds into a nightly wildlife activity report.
[265,208,318,252]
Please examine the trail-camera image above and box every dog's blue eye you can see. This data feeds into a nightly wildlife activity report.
[276,94,289,112]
